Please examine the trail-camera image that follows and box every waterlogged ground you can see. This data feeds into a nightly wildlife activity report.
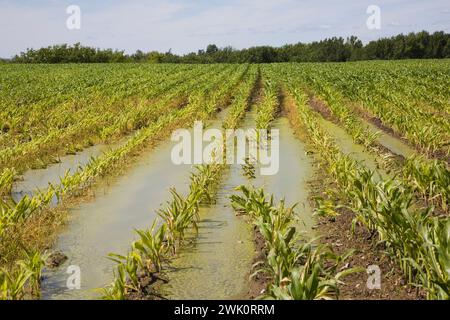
[40,111,231,300]
[160,164,255,299]
[255,117,315,237]
[318,117,388,179]
[37,105,320,300]
[160,112,317,299]
[363,120,416,159]
[11,136,129,205]
[12,143,111,204]
[159,110,258,299]
[40,138,193,299]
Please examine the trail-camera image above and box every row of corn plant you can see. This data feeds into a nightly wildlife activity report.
[101,66,259,299]
[0,65,244,237]
[235,72,357,300]
[0,251,47,300]
[0,64,194,148]
[0,65,223,176]
[230,185,358,300]
[255,76,279,131]
[222,67,259,129]
[278,61,450,157]
[0,65,248,288]
[284,85,450,300]
[265,64,449,214]
[102,162,224,299]
[0,65,250,300]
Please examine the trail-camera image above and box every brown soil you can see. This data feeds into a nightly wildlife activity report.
[250,69,264,106]
[246,226,270,299]
[127,273,169,300]
[307,93,334,121]
[317,205,425,300]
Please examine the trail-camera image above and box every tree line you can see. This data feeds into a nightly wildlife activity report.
[9,31,450,64]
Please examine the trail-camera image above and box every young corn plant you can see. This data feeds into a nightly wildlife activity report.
[104,149,227,299]
[132,222,168,274]
[158,189,200,252]
[231,185,359,300]
[281,84,450,299]
[267,248,359,300]
[0,250,46,300]
[241,157,256,179]
[0,168,16,198]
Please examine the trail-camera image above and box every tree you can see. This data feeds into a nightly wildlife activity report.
[206,44,219,55]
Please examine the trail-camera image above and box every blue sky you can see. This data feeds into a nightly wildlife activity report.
[0,0,449,58]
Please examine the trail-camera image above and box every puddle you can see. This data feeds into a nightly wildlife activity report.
[159,110,256,300]
[160,165,255,300]
[40,105,317,300]
[254,117,316,238]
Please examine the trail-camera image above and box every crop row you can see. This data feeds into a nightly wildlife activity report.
[283,83,450,299]
[264,64,450,214]
[0,65,247,267]
[0,65,227,175]
[278,62,450,157]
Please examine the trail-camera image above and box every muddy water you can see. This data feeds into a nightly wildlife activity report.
[12,140,125,204]
[161,113,316,299]
[160,110,257,299]
[363,121,416,158]
[160,165,255,300]
[254,117,315,237]
[40,112,228,300]
[318,117,387,179]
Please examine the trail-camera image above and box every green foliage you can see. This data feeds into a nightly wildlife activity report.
[12,31,450,64]
[0,251,46,300]
[282,84,450,299]
[231,185,359,300]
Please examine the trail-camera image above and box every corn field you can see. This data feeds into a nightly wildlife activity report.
[0,60,449,300]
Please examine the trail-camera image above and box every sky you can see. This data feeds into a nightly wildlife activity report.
[0,0,449,58]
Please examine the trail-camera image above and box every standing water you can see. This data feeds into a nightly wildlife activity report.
[159,110,258,299]
[12,144,106,203]
[255,117,315,237]
[12,139,126,205]
[318,117,388,179]
[160,112,316,299]
[363,120,416,158]
[40,112,228,300]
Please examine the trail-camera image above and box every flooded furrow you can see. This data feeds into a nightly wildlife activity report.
[318,117,388,179]
[161,110,317,299]
[40,111,229,300]
[12,139,127,204]
[159,110,257,300]
[160,164,255,300]
[253,117,316,238]
[363,120,416,159]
